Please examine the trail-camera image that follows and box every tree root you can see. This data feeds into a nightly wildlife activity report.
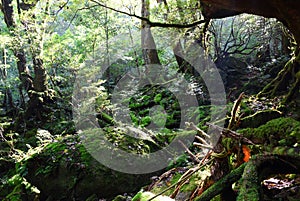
[258,49,300,104]
[283,70,300,103]
[258,58,295,97]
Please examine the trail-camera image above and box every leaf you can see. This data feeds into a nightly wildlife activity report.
[242,145,251,162]
[132,192,175,201]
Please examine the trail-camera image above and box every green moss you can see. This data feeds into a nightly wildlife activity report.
[141,116,151,127]
[34,141,68,175]
[180,176,200,192]
[237,158,260,201]
[112,195,127,201]
[239,109,282,128]
[154,93,162,103]
[239,117,300,147]
[77,144,93,166]
[19,131,159,200]
[132,192,174,201]
[126,85,183,130]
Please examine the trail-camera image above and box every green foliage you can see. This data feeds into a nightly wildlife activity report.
[0,0,298,200]
[5,174,40,200]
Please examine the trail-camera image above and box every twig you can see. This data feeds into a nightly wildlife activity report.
[179,140,200,163]
[193,142,213,149]
[195,135,210,146]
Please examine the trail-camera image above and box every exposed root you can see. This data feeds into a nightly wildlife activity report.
[258,48,300,103]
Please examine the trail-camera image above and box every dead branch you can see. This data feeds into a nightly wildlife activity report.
[207,123,255,145]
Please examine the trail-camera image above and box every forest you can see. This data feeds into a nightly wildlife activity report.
[0,0,299,200]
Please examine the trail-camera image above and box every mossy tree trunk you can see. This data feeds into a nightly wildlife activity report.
[195,163,246,201]
[1,0,51,123]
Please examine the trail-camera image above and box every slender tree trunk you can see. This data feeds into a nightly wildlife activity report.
[141,0,161,66]
[281,28,291,56]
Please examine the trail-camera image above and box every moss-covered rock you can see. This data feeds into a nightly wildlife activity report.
[239,117,300,148]
[21,131,161,200]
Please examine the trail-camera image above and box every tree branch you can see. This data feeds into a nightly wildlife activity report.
[90,0,206,28]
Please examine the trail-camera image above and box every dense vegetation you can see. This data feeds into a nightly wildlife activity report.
[0,0,299,200]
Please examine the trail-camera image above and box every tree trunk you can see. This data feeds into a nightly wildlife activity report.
[210,141,235,201]
[1,0,14,27]
[237,154,300,201]
[141,0,161,65]
[15,50,34,92]
[1,0,50,123]
[33,57,47,92]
